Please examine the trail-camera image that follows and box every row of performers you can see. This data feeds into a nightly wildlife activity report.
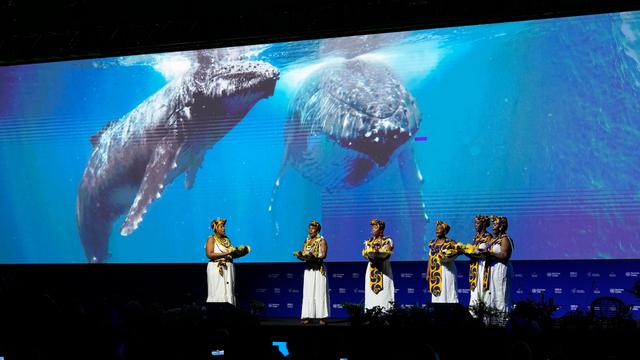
[204,215,513,325]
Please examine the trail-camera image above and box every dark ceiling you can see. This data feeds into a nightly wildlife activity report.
[2,0,640,65]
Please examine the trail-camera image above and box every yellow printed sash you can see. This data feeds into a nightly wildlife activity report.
[365,237,392,293]
[428,239,458,297]
[212,235,233,276]
[302,237,326,275]
[469,233,494,291]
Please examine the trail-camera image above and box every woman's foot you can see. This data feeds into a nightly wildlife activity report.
[319,319,327,326]
[300,319,310,325]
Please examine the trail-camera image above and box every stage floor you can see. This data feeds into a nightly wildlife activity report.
[260,317,350,327]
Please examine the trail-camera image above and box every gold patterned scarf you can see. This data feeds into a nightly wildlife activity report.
[213,235,233,276]
[369,267,383,294]
[428,238,457,297]
[365,236,391,295]
[303,236,325,275]
[214,235,232,249]
[366,237,391,294]
[216,261,228,276]
[469,232,493,291]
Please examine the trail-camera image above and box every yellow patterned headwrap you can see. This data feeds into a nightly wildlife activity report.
[435,220,450,235]
[475,215,490,228]
[491,216,508,229]
[309,220,321,232]
[370,218,386,231]
[210,218,227,230]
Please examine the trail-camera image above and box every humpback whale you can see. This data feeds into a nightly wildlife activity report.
[77,51,279,263]
[281,58,420,187]
[270,44,429,256]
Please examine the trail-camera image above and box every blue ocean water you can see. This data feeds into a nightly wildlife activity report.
[0,12,639,263]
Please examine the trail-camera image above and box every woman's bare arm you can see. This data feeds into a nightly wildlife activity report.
[490,236,512,261]
[319,238,328,260]
[205,237,230,260]
[426,256,432,285]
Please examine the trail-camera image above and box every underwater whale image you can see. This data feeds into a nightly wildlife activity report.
[77,51,279,263]
[269,35,429,255]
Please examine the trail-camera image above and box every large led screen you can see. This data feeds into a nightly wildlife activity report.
[0,12,639,263]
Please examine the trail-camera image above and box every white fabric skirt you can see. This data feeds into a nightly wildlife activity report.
[206,261,236,305]
[301,265,330,319]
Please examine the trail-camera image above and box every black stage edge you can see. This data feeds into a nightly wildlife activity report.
[256,317,637,360]
[1,262,639,359]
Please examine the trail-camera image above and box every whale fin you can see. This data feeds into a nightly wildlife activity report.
[397,145,429,257]
[184,149,206,190]
[120,135,182,236]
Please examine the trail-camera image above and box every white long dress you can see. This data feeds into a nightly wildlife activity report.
[432,255,459,303]
[469,232,493,309]
[206,239,236,305]
[469,259,490,307]
[364,237,395,310]
[487,235,514,312]
[428,239,459,304]
[301,236,330,319]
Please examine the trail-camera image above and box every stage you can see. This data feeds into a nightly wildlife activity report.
[1,261,639,359]
[0,259,638,318]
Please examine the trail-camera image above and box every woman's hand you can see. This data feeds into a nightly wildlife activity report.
[440,249,459,261]
[475,247,489,259]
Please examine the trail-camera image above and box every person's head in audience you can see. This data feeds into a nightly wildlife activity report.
[509,340,533,360]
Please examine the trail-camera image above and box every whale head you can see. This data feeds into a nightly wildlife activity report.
[295,58,420,167]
